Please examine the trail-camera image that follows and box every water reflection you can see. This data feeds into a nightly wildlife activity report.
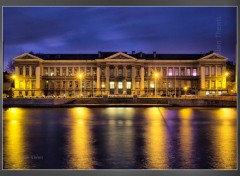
[4,108,29,169]
[66,107,95,169]
[143,107,168,168]
[3,107,237,169]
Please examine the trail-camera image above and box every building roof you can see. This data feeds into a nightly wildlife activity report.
[32,51,211,61]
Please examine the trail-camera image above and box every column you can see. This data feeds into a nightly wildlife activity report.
[36,66,41,96]
[132,66,136,95]
[123,66,127,94]
[140,66,145,95]
[105,66,110,95]
[200,66,205,89]
[96,66,101,95]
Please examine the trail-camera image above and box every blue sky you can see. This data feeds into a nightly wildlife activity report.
[3,7,237,69]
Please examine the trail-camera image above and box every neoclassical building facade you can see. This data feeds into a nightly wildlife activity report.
[13,51,228,97]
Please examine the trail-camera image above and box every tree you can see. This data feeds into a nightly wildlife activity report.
[5,58,15,73]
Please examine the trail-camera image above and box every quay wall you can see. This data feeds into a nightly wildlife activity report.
[3,97,237,107]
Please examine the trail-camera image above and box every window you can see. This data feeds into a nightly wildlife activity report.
[45,81,49,89]
[92,68,97,76]
[168,68,173,76]
[63,81,66,89]
[145,67,148,76]
[101,68,105,76]
[26,81,30,89]
[69,81,73,88]
[163,68,167,76]
[217,66,222,76]
[31,91,35,96]
[205,66,209,76]
[174,68,179,76]
[57,81,60,88]
[26,67,29,76]
[56,67,60,76]
[44,67,48,76]
[19,67,23,75]
[192,68,197,76]
[110,82,114,89]
[74,67,78,75]
[101,82,105,88]
[50,81,54,89]
[25,91,29,96]
[118,82,123,89]
[181,68,185,76]
[205,80,209,89]
[136,68,140,76]
[186,68,191,76]
[211,81,215,88]
[32,67,36,76]
[31,81,35,89]
[218,81,222,88]
[86,67,91,76]
[118,68,123,76]
[127,68,131,78]
[136,82,140,89]
[211,66,215,76]
[127,82,131,89]
[75,81,78,88]
[19,80,24,89]
[68,68,73,76]
[50,67,54,76]
[110,68,114,77]
[62,68,66,76]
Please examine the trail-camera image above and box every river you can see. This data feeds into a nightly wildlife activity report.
[3,107,237,169]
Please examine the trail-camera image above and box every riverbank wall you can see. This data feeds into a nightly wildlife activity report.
[3,97,237,107]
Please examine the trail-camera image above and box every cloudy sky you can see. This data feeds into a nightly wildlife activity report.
[3,7,237,69]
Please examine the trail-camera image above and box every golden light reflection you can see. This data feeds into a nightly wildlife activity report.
[178,108,193,167]
[67,107,95,169]
[213,108,236,169]
[4,108,28,169]
[143,107,168,168]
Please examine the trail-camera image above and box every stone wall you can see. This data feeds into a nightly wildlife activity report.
[3,97,236,107]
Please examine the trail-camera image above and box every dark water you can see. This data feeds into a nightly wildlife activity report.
[3,107,237,169]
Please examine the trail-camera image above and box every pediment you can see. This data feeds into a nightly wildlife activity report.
[104,52,137,61]
[14,53,42,61]
[198,52,227,61]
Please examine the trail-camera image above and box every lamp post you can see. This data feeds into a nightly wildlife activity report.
[225,72,229,94]
[184,86,188,98]
[154,72,159,96]
[78,73,83,97]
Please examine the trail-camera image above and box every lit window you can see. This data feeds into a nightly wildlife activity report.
[118,82,123,89]
[56,67,60,76]
[127,82,131,89]
[68,68,73,76]
[19,80,24,89]
[118,69,123,76]
[110,82,114,89]
[168,68,173,76]
[44,67,48,76]
[186,68,191,76]
[50,67,54,76]
[101,82,105,88]
[174,68,179,76]
[205,67,209,76]
[192,68,197,76]
[26,81,30,89]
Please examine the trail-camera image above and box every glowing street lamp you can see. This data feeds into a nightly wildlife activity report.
[154,72,159,96]
[184,86,188,98]
[78,73,83,97]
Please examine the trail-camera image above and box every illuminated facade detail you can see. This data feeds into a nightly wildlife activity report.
[13,51,228,97]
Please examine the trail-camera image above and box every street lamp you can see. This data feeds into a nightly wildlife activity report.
[78,73,83,97]
[184,86,188,98]
[154,72,159,96]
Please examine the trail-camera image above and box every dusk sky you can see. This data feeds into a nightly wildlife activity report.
[3,7,237,69]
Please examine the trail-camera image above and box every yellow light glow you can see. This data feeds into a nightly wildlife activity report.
[184,86,188,91]
[67,107,95,169]
[78,74,83,79]
[12,74,16,79]
[225,72,229,76]
[4,108,28,169]
[154,73,159,78]
[143,107,168,168]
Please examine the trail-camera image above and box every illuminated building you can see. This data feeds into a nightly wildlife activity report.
[13,51,228,97]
